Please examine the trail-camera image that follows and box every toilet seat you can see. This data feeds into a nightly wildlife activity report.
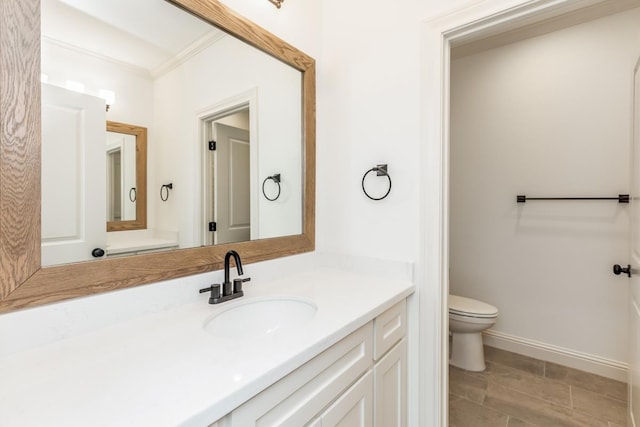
[449,294,498,319]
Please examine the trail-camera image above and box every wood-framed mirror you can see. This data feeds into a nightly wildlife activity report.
[0,0,315,313]
[106,121,148,233]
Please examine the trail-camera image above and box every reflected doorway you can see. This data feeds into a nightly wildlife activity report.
[204,107,251,245]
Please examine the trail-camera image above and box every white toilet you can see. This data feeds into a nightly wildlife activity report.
[448,294,499,371]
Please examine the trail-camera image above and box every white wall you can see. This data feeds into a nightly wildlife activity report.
[316,0,475,261]
[450,9,640,365]
[152,34,303,247]
[41,41,154,131]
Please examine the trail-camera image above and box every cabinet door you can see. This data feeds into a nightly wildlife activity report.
[320,370,373,427]
[373,338,407,427]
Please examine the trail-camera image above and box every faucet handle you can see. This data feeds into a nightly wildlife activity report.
[233,277,251,294]
[199,284,221,299]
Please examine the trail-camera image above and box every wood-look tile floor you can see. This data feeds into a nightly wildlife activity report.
[449,346,627,427]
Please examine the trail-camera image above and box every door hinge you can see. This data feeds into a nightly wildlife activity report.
[209,222,217,232]
[208,140,216,151]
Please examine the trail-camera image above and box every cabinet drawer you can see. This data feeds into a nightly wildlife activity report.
[231,322,373,427]
[373,300,406,360]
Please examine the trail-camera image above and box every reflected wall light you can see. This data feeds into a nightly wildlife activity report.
[99,89,116,112]
[268,0,283,8]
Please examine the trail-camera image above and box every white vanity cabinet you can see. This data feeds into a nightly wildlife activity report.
[212,299,407,427]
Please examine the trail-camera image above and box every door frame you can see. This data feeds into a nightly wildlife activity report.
[418,1,628,425]
[196,88,258,246]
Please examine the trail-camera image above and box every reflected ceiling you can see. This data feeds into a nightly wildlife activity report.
[42,0,221,72]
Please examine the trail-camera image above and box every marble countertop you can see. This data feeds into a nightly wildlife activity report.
[0,268,414,426]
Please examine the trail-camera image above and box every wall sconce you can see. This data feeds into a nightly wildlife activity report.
[99,89,116,112]
[268,0,283,8]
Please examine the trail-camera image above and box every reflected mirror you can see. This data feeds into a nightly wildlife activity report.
[0,0,315,313]
[106,121,147,233]
[40,0,303,266]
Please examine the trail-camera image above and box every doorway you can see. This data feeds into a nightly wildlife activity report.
[203,107,251,245]
[419,1,640,425]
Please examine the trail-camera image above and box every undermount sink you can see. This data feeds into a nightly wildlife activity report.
[203,296,318,339]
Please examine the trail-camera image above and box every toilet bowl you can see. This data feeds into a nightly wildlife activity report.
[449,294,498,371]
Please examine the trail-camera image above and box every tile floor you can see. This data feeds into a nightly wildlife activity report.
[449,346,627,427]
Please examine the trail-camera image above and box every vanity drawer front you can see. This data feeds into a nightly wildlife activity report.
[373,300,406,360]
[230,322,373,427]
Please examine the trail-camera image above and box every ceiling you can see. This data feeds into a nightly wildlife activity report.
[451,0,640,59]
[41,0,220,72]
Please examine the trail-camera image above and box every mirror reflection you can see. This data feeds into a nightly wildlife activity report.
[40,0,304,266]
[106,131,136,223]
[105,121,148,232]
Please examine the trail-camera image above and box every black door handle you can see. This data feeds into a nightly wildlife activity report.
[92,248,105,258]
[613,264,631,277]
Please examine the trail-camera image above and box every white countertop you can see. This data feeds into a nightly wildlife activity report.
[0,268,414,426]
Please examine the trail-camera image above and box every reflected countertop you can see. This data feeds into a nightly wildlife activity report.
[106,237,179,255]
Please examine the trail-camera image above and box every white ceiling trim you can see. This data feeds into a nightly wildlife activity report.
[150,31,227,80]
[41,35,152,78]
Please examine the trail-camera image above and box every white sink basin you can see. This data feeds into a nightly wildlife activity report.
[203,296,318,339]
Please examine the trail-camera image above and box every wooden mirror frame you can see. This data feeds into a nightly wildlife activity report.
[0,0,315,313]
[106,121,148,233]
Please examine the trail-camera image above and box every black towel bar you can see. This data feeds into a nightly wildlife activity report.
[516,194,629,203]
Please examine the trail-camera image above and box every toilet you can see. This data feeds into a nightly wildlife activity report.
[448,294,499,371]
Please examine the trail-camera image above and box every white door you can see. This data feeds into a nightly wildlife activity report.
[41,83,106,266]
[629,56,640,427]
[210,123,250,245]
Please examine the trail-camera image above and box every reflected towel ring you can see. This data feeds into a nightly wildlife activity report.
[262,174,281,201]
[160,183,173,202]
[129,187,137,203]
[362,164,391,201]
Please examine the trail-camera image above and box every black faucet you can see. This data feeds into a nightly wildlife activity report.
[199,250,251,304]
[223,250,243,296]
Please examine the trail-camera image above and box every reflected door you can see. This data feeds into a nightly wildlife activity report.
[631,56,640,427]
[41,84,107,265]
[630,54,640,426]
[212,123,250,244]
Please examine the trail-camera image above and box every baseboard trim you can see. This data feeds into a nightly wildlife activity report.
[483,330,628,382]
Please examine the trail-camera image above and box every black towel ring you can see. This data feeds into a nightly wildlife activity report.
[362,164,391,201]
[160,183,173,202]
[129,187,137,203]
[262,174,281,201]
